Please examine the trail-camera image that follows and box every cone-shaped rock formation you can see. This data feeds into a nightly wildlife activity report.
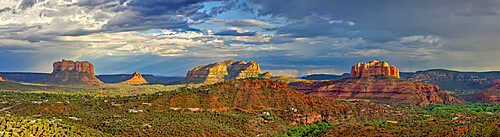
[120,72,149,85]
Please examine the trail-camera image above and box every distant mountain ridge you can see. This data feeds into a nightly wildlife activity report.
[0,72,183,84]
[299,73,350,80]
[399,69,500,94]
[0,72,50,82]
[97,74,182,84]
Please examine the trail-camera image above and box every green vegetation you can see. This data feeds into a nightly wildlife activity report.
[0,115,111,136]
[280,120,337,137]
[426,104,500,113]
[242,77,268,80]
[0,81,204,96]
[0,79,499,136]
[359,75,400,80]
[316,112,500,136]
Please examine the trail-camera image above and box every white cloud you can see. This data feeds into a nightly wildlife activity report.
[347,21,355,25]
[345,49,390,57]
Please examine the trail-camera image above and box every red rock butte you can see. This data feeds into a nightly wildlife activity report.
[121,72,149,85]
[53,59,95,75]
[350,60,400,79]
[182,60,271,84]
[38,59,103,85]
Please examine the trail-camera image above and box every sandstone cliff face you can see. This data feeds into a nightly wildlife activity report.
[480,84,500,103]
[38,60,103,85]
[0,74,4,81]
[120,72,149,85]
[182,60,264,84]
[259,71,273,79]
[53,59,95,75]
[350,60,399,79]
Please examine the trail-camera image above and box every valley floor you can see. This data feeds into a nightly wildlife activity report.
[0,80,498,136]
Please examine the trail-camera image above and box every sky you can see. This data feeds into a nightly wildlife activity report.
[1,0,500,77]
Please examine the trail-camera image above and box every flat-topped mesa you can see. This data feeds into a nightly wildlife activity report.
[38,59,103,85]
[53,59,95,75]
[350,60,400,79]
[183,60,264,84]
[121,72,149,85]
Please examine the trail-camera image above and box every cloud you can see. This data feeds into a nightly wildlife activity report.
[208,19,274,27]
[252,0,500,40]
[345,49,390,57]
[270,15,353,38]
[214,30,257,36]
[2,0,500,77]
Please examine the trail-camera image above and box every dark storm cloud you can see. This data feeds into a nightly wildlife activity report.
[0,7,12,13]
[99,0,220,32]
[19,0,41,10]
[213,30,256,36]
[102,10,191,32]
[125,0,213,17]
[272,16,349,38]
[3,0,228,42]
[252,0,500,41]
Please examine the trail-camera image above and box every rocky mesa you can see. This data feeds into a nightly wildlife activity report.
[38,60,103,85]
[350,60,399,78]
[289,60,461,106]
[120,72,149,85]
[180,60,272,84]
[480,84,500,103]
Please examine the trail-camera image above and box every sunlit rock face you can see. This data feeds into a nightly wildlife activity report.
[350,60,400,79]
[38,59,103,86]
[53,59,96,75]
[182,60,269,84]
[120,72,149,85]
[0,74,4,81]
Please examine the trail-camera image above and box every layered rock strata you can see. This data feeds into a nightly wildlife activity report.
[182,60,270,84]
[38,60,103,85]
[350,60,399,78]
[480,84,500,103]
